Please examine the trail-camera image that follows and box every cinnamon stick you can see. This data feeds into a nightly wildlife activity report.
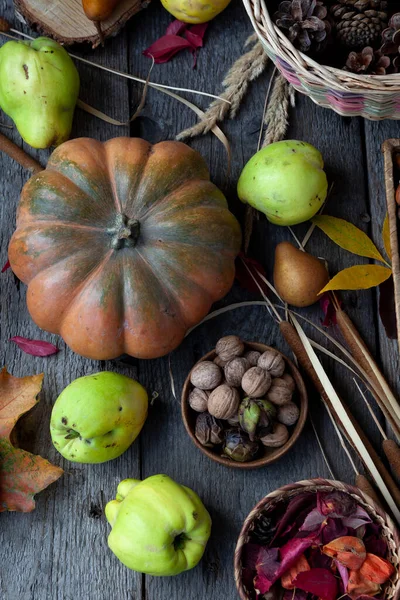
[279,320,400,507]
[0,132,42,175]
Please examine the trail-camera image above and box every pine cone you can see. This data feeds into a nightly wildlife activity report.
[344,46,390,73]
[330,0,388,48]
[249,513,276,546]
[380,13,400,55]
[273,0,332,53]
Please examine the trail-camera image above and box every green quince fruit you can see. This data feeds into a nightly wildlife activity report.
[237,140,328,226]
[0,37,79,148]
[50,372,148,464]
[105,475,212,575]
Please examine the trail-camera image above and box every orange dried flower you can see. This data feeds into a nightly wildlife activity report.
[323,536,366,571]
[359,553,395,584]
[281,554,311,590]
[347,568,381,599]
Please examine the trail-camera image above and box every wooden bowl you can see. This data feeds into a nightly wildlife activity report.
[234,478,400,600]
[181,342,308,469]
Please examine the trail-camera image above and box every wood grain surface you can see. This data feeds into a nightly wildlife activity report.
[1,0,400,598]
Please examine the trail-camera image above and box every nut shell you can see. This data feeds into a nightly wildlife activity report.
[215,335,244,362]
[195,413,224,447]
[190,361,222,390]
[282,373,296,393]
[208,384,240,419]
[224,357,250,387]
[260,422,289,448]
[188,388,209,412]
[277,402,299,426]
[258,350,285,377]
[266,378,293,405]
[243,350,261,367]
[214,355,227,368]
[241,367,271,398]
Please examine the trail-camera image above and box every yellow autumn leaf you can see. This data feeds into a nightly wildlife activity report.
[383,213,392,262]
[312,215,387,264]
[319,264,392,294]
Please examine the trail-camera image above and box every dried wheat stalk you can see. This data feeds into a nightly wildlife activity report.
[177,35,268,141]
[262,73,291,147]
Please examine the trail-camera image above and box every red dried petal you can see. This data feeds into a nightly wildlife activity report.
[235,252,269,295]
[1,259,10,273]
[143,35,194,64]
[184,23,208,48]
[10,336,59,357]
[323,536,366,571]
[294,568,338,600]
[281,554,310,589]
[165,19,187,36]
[359,554,395,584]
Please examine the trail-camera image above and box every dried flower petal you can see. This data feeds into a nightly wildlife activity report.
[318,491,357,517]
[165,19,187,36]
[347,568,381,599]
[0,17,10,32]
[10,336,59,357]
[359,553,395,584]
[323,536,366,571]
[143,35,194,64]
[1,259,10,273]
[294,567,338,600]
[281,554,310,589]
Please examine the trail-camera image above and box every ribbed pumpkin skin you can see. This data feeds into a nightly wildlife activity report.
[8,137,242,360]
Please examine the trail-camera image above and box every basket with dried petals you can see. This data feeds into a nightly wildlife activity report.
[234,478,400,600]
[242,0,400,120]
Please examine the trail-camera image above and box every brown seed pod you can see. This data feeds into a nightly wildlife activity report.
[190,361,222,390]
[215,335,244,362]
[266,378,293,406]
[260,423,289,448]
[241,367,271,398]
[277,402,299,426]
[243,350,261,367]
[224,357,250,387]
[208,384,240,419]
[188,388,209,412]
[257,350,285,377]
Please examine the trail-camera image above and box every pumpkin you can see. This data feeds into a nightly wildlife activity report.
[8,137,241,360]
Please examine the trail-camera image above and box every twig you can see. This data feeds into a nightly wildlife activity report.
[177,35,268,140]
[0,132,42,174]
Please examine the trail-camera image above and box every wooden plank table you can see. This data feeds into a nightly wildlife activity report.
[1,0,400,598]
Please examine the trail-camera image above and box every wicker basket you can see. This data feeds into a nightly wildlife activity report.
[242,0,400,120]
[234,478,400,600]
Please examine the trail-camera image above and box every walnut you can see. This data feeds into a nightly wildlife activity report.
[224,357,250,387]
[243,350,261,367]
[215,335,244,362]
[277,402,300,426]
[282,373,296,393]
[257,349,285,377]
[208,384,240,419]
[190,361,222,390]
[241,367,271,398]
[266,378,293,406]
[188,388,209,412]
[260,423,289,448]
[214,355,227,368]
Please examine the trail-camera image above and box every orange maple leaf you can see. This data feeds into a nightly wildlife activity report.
[0,367,63,512]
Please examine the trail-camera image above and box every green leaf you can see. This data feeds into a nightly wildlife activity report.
[383,213,392,262]
[312,215,386,264]
[319,265,392,294]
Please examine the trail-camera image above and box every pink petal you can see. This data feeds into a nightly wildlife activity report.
[184,22,208,49]
[294,568,338,600]
[143,34,194,64]
[165,19,187,36]
[10,336,59,357]
[1,259,10,273]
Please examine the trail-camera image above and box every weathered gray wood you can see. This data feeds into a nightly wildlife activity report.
[0,0,398,598]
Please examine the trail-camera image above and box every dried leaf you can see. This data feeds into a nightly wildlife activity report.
[294,568,338,600]
[143,35,194,64]
[281,554,310,589]
[184,23,208,48]
[320,293,339,327]
[318,490,357,518]
[0,367,63,511]
[1,259,10,273]
[312,216,387,264]
[319,265,392,294]
[235,252,269,295]
[323,536,366,570]
[379,276,397,339]
[359,553,395,584]
[347,568,381,598]
[166,19,187,36]
[10,336,59,357]
[382,213,391,262]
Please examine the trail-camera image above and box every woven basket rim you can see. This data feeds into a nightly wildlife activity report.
[234,478,400,600]
[242,0,400,95]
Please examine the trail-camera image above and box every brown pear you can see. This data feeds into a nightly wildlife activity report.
[273,242,329,307]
